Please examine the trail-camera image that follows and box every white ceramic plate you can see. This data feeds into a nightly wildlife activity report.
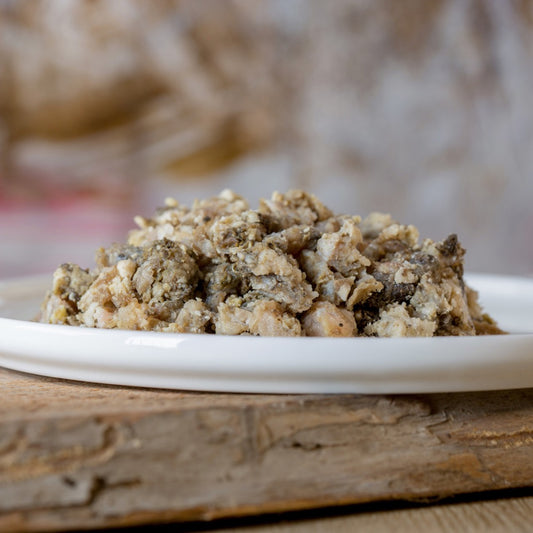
[0,274,532,394]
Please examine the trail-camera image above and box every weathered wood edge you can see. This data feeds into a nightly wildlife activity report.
[0,369,532,532]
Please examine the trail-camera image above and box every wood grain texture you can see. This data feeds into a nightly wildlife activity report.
[211,495,533,533]
[0,366,532,532]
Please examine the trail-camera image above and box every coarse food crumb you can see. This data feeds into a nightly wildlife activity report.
[39,190,504,337]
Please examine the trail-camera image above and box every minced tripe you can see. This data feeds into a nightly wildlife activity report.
[40,190,503,337]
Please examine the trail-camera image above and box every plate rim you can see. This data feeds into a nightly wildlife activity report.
[0,272,532,394]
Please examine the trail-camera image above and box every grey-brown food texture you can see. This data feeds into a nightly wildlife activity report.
[40,190,503,337]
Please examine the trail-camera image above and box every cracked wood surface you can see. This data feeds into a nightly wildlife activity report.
[0,367,532,532]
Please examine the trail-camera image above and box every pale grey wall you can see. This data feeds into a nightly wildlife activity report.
[1,0,532,276]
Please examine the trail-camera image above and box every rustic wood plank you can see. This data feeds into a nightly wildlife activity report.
[0,366,532,532]
[210,495,533,533]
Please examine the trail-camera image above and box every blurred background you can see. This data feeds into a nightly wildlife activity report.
[0,0,532,279]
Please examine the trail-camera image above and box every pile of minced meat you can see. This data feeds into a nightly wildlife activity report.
[40,190,503,337]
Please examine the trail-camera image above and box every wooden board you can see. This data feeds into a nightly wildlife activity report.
[0,366,532,532]
[209,495,533,533]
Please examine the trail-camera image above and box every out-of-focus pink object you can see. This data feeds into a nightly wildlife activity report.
[0,180,136,279]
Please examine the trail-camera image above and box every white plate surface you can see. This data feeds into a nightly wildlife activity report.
[0,274,532,394]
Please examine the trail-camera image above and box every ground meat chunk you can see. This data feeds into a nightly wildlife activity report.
[258,190,332,231]
[464,286,505,335]
[300,250,354,305]
[263,225,320,255]
[209,211,266,255]
[302,301,357,337]
[215,298,302,337]
[359,212,395,240]
[299,218,370,306]
[131,239,199,321]
[315,218,370,277]
[365,303,436,337]
[248,300,302,337]
[363,223,420,262]
[204,261,241,311]
[168,299,212,334]
[346,274,384,307]
[40,263,95,325]
[40,190,502,337]
[95,243,144,270]
[365,267,417,310]
[129,190,249,263]
[46,239,199,331]
[215,300,252,335]
[77,260,153,330]
[236,243,317,313]
[409,272,477,336]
